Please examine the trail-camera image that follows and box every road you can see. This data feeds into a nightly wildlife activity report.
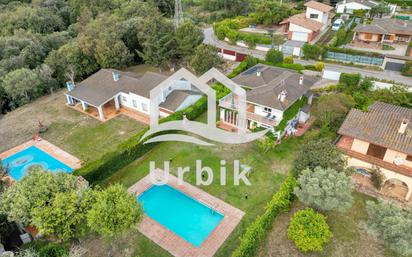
[203,28,412,86]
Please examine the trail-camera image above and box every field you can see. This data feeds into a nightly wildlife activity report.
[0,91,146,162]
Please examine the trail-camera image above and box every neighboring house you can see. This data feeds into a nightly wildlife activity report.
[353,18,412,45]
[337,102,412,201]
[218,64,318,131]
[280,0,334,42]
[65,69,203,121]
[336,0,396,15]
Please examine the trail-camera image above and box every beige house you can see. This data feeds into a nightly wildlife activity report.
[337,102,412,201]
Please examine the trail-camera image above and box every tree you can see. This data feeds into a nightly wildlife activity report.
[31,190,94,242]
[254,1,290,25]
[175,21,204,58]
[366,200,412,256]
[312,93,355,131]
[0,168,78,225]
[265,49,283,65]
[370,2,390,18]
[293,138,346,174]
[288,208,332,252]
[87,184,143,255]
[189,45,223,75]
[137,16,176,68]
[95,37,132,69]
[294,167,353,212]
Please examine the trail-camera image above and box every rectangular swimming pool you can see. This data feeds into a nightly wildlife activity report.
[138,184,224,247]
[2,146,73,181]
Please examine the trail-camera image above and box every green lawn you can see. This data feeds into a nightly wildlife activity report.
[103,131,303,257]
[256,192,397,257]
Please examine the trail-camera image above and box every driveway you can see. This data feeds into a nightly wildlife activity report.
[203,28,412,86]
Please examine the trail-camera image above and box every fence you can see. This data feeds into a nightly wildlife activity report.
[326,51,384,66]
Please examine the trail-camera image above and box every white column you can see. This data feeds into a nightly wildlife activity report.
[66,95,74,105]
[406,187,412,201]
[114,96,120,110]
[81,101,88,111]
[98,106,105,120]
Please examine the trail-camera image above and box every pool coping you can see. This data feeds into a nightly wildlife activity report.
[0,137,82,171]
[128,171,245,257]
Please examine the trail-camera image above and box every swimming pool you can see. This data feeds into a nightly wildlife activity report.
[138,184,224,247]
[2,146,73,181]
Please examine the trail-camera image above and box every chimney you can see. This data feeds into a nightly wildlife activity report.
[399,119,409,134]
[257,71,261,77]
[278,90,287,102]
[299,76,304,85]
[112,71,120,82]
[66,81,75,91]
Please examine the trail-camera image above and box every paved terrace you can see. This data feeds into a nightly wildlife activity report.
[128,172,245,257]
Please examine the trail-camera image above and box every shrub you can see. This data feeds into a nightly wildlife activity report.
[288,208,332,252]
[245,56,259,68]
[24,241,68,257]
[302,43,323,60]
[283,56,294,64]
[232,175,297,257]
[339,72,361,87]
[401,61,412,76]
[370,167,385,190]
[226,30,239,44]
[265,49,283,64]
[314,61,325,71]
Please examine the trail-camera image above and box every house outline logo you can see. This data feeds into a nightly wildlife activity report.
[140,67,268,146]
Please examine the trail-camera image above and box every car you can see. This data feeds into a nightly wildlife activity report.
[332,19,345,31]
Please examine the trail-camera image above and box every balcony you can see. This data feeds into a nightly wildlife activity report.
[337,136,412,178]
[219,93,279,127]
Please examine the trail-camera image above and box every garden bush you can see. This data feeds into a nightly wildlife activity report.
[339,73,361,87]
[265,49,284,64]
[232,175,297,257]
[401,61,412,76]
[302,43,323,60]
[283,56,294,64]
[314,62,325,71]
[287,208,332,252]
[24,241,68,257]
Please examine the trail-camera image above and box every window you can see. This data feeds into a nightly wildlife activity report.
[141,103,148,111]
[310,13,319,19]
[122,96,127,101]
[407,155,412,162]
[384,34,391,40]
[132,100,137,108]
[263,107,272,113]
[366,143,387,160]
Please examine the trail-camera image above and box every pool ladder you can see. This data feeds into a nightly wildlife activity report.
[211,204,218,215]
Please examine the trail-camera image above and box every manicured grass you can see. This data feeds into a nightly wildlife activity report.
[104,133,303,257]
[256,192,395,257]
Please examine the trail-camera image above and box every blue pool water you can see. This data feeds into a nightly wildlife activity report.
[138,184,224,247]
[2,146,73,181]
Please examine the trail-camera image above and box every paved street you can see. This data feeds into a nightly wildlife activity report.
[203,28,412,86]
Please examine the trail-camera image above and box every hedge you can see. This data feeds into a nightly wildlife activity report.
[275,96,307,132]
[74,61,250,183]
[232,175,297,257]
[325,46,384,58]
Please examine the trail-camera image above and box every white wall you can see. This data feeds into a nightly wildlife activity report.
[306,7,325,23]
[253,104,284,121]
[336,2,371,14]
[289,23,312,33]
[128,93,151,114]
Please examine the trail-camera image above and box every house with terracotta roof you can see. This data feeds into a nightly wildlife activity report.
[280,0,334,42]
[352,18,412,46]
[65,69,203,122]
[337,102,412,201]
[218,64,318,131]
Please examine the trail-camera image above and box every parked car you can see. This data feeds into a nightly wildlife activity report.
[332,19,344,31]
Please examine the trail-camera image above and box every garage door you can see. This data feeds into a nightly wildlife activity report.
[384,62,404,71]
[291,32,308,42]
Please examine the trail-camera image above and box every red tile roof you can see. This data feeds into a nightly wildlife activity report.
[304,0,334,13]
[281,13,323,32]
